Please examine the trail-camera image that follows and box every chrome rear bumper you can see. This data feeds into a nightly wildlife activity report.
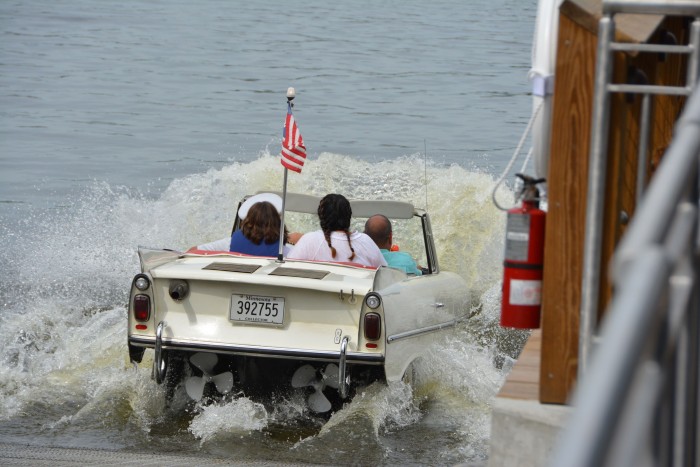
[128,335,384,365]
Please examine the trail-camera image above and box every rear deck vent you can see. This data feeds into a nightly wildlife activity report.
[203,262,261,274]
[270,267,329,280]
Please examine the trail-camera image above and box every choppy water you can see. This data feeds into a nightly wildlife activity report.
[0,0,535,465]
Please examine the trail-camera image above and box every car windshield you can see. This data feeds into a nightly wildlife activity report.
[281,210,427,268]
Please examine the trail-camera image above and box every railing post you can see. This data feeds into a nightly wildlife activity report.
[687,19,700,89]
[636,93,652,203]
[579,13,615,380]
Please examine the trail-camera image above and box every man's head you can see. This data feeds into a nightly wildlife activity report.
[364,214,392,250]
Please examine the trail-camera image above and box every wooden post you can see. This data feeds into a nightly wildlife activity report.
[539,9,597,404]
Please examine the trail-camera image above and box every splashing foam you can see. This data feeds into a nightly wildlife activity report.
[0,151,515,443]
[317,380,421,439]
[188,398,268,443]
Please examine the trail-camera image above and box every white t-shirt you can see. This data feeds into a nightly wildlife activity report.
[287,230,387,267]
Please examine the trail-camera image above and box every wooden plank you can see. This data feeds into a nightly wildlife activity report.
[498,331,541,401]
[513,355,540,367]
[498,382,540,400]
[508,370,539,384]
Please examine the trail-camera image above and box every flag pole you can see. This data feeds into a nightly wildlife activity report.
[277,87,295,262]
[277,167,288,262]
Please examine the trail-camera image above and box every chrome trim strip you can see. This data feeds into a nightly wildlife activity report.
[387,320,457,343]
[127,336,384,364]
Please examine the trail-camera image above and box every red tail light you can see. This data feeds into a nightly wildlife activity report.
[364,312,381,340]
[134,294,150,321]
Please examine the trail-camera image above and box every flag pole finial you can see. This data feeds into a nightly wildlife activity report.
[286,87,295,102]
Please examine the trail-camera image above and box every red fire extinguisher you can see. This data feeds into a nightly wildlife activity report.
[500,174,546,329]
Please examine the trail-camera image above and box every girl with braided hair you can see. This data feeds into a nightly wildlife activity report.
[288,193,387,267]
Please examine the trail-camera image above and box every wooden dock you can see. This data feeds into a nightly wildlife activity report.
[497,330,541,401]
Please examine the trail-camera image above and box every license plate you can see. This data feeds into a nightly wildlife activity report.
[230,294,284,325]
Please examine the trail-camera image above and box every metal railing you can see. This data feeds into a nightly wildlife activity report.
[578,0,700,378]
[549,80,700,467]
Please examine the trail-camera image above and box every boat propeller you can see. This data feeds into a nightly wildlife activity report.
[184,352,234,401]
[291,364,339,413]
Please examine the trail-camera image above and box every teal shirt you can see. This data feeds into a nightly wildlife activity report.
[380,249,422,275]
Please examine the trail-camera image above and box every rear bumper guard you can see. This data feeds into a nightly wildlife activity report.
[338,335,350,399]
[129,333,383,365]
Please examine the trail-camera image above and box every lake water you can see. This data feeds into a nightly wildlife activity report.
[0,0,536,464]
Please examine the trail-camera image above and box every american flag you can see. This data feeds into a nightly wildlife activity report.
[280,103,306,173]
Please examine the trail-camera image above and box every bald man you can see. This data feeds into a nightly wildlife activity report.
[364,214,422,275]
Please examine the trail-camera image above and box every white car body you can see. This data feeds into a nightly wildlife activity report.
[127,192,470,411]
